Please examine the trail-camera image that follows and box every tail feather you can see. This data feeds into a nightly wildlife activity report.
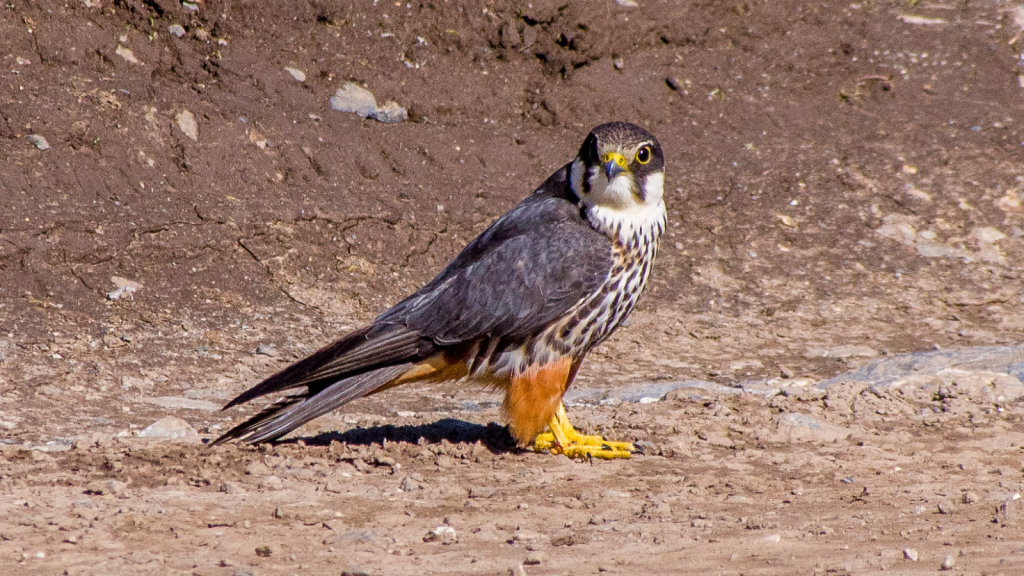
[212,363,413,445]
[214,322,434,445]
[223,324,426,410]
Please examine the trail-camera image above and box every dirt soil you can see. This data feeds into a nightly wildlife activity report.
[3,0,1024,574]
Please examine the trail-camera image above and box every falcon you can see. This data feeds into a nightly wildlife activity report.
[214,122,666,459]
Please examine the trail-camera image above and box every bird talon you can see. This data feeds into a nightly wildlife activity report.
[531,403,633,460]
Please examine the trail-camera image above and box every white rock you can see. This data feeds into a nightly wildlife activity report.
[903,548,919,561]
[284,66,306,82]
[27,134,50,150]
[116,45,141,64]
[176,110,198,141]
[423,526,457,544]
[139,416,198,439]
[875,222,916,245]
[330,83,407,124]
[972,226,1006,244]
[106,276,143,300]
[899,14,947,25]
[168,24,186,38]
[330,83,379,118]
[371,100,408,123]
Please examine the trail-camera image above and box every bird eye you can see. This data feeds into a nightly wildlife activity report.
[635,146,651,164]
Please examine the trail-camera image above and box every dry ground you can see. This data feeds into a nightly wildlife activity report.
[2,0,1024,574]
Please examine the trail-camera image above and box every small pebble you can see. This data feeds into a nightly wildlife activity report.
[423,526,456,544]
[106,275,142,299]
[937,501,954,514]
[219,481,244,494]
[330,82,379,118]
[524,551,545,565]
[666,77,681,90]
[469,486,496,499]
[27,134,50,150]
[261,476,283,491]
[254,545,272,558]
[940,554,955,570]
[509,564,527,576]
[175,110,198,141]
[903,548,919,561]
[168,24,186,38]
[139,416,197,440]
[256,344,278,357]
[371,100,408,124]
[115,45,140,64]
[962,491,978,504]
[399,475,423,492]
[284,66,306,82]
[86,479,126,496]
[613,58,625,70]
[341,567,370,576]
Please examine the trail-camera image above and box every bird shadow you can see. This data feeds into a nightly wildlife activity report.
[281,418,519,454]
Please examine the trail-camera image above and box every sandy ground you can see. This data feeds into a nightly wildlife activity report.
[2,0,1024,574]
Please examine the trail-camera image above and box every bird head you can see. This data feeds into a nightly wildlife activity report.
[569,122,665,215]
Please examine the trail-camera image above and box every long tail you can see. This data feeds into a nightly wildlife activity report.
[212,323,433,445]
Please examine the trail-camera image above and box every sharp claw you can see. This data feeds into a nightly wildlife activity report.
[631,443,645,456]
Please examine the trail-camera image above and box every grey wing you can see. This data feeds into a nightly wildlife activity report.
[378,208,613,345]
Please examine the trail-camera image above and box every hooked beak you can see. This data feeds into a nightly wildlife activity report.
[601,152,628,181]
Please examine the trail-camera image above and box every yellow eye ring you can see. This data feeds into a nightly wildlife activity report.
[635,146,652,164]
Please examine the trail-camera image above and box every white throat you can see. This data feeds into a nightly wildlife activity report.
[572,164,667,248]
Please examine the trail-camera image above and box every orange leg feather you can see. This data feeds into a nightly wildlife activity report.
[502,357,573,447]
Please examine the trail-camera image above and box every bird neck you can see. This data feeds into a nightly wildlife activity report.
[583,200,667,253]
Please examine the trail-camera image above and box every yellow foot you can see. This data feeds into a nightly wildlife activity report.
[533,403,636,460]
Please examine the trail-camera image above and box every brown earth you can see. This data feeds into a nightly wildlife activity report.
[2,0,1024,574]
